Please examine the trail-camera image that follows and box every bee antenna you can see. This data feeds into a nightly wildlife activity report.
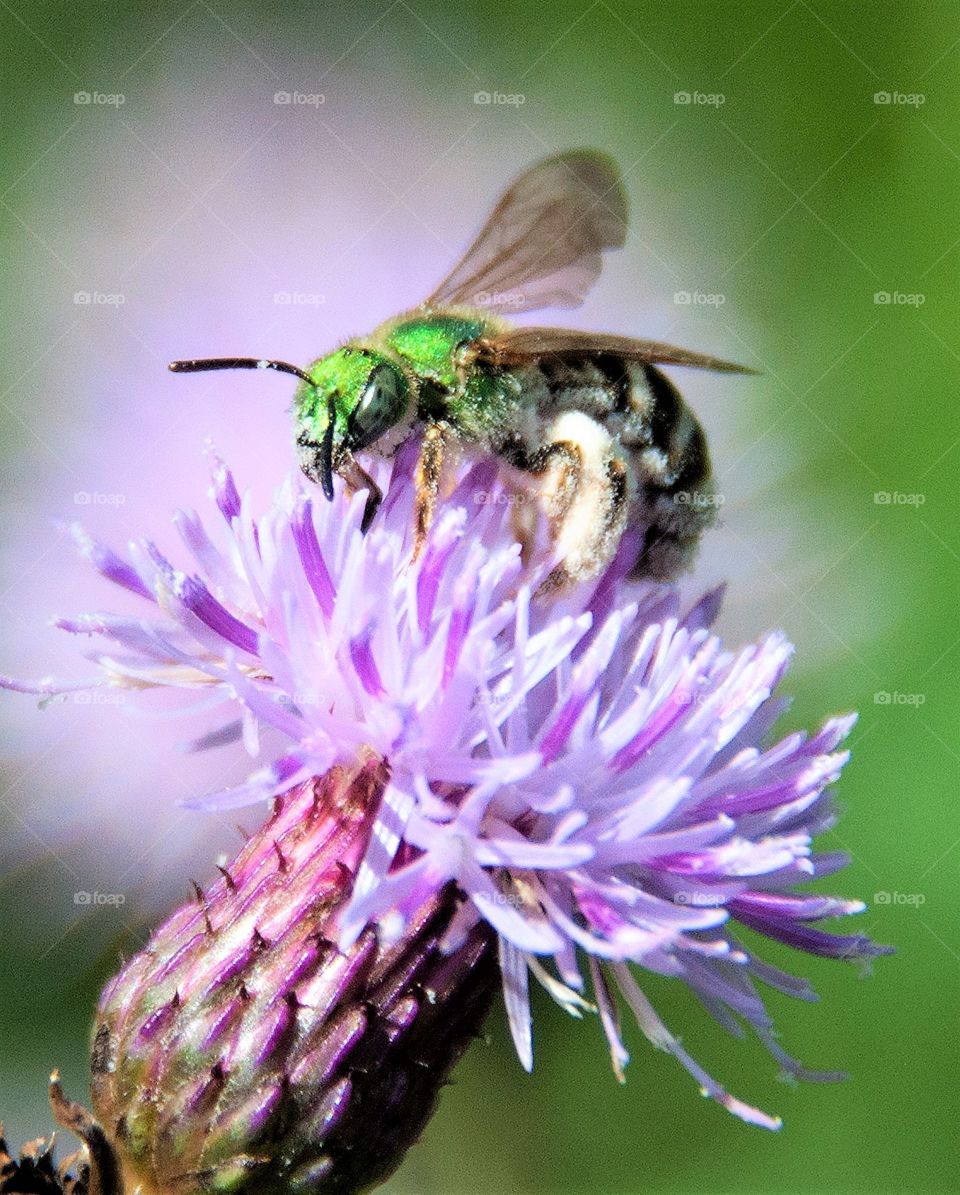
[169,357,315,386]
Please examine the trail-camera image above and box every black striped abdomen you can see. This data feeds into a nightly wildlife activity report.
[514,356,715,581]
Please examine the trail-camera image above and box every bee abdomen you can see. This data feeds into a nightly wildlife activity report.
[497,353,715,583]
[527,357,622,421]
[624,366,714,580]
[636,366,710,489]
[524,356,706,485]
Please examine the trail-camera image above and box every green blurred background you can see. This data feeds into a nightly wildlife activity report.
[0,2,957,1191]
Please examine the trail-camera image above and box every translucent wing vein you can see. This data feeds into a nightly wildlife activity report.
[426,149,628,316]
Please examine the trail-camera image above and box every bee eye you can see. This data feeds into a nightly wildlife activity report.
[349,365,406,450]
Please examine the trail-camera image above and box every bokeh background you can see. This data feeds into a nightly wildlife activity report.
[0,2,956,1191]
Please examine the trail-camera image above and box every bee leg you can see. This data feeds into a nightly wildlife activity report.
[513,439,580,583]
[340,456,383,533]
[530,412,630,593]
[413,420,449,557]
[528,442,582,514]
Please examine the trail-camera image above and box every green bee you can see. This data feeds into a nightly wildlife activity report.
[171,150,751,589]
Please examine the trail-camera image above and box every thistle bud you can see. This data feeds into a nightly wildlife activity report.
[91,759,497,1194]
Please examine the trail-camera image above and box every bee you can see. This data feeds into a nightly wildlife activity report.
[170,149,752,589]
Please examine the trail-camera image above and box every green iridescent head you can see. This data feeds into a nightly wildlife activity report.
[167,346,411,529]
[294,346,410,502]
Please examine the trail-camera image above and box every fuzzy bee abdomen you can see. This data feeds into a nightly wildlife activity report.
[496,356,715,583]
[619,364,716,580]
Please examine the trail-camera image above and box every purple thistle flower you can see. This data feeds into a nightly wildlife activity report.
[2,435,890,1134]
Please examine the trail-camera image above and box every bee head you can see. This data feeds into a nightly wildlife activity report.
[167,348,409,530]
[295,348,410,500]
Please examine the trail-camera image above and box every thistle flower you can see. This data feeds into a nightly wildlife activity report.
[2,436,889,1184]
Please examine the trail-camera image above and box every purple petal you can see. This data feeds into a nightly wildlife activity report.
[68,525,153,600]
[499,938,533,1072]
[292,495,336,617]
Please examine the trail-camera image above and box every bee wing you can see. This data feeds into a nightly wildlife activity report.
[476,327,758,373]
[425,150,627,316]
